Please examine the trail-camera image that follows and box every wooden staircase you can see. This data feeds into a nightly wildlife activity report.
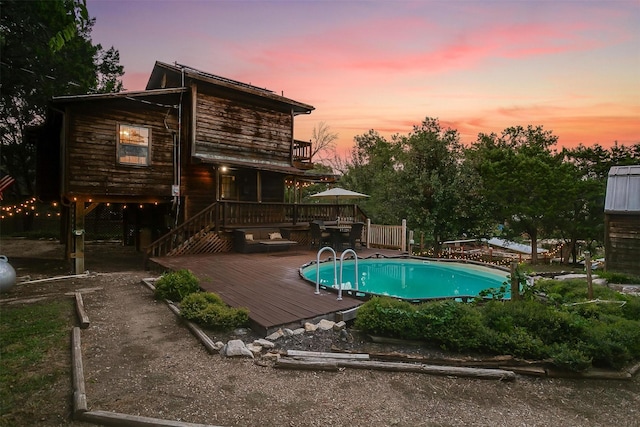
[145,202,229,264]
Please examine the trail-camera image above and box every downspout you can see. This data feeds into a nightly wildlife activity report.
[174,67,184,227]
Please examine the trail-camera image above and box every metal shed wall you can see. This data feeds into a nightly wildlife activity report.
[604,165,640,276]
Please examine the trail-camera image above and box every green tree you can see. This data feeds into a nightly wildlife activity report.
[340,130,400,224]
[557,142,640,261]
[468,125,566,263]
[395,118,488,253]
[0,0,124,197]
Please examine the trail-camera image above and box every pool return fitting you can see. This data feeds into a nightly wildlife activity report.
[315,247,359,300]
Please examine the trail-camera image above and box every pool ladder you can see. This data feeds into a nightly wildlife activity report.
[315,247,359,300]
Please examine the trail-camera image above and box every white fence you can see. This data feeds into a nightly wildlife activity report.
[366,219,412,252]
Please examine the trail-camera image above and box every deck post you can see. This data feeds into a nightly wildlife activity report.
[73,199,85,275]
[366,218,371,249]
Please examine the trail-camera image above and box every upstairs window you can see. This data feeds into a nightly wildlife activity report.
[118,124,150,166]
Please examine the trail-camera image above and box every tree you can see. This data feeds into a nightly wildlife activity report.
[0,0,124,198]
[310,121,338,163]
[394,118,488,253]
[340,130,400,224]
[557,142,640,261]
[468,125,566,263]
[341,119,492,252]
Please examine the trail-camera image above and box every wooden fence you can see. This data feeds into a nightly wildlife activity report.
[366,219,412,252]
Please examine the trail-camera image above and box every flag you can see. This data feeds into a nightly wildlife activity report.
[0,174,16,200]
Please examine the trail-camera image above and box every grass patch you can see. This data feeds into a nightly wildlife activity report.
[0,299,72,421]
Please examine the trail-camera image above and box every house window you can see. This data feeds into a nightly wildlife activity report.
[118,124,150,165]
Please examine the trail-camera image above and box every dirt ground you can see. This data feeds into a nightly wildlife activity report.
[1,238,639,427]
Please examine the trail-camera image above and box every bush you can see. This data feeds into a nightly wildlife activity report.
[154,269,200,302]
[597,271,640,285]
[180,292,249,331]
[354,281,640,372]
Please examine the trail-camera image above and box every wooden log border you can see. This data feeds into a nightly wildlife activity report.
[71,327,87,415]
[80,410,219,426]
[74,292,90,329]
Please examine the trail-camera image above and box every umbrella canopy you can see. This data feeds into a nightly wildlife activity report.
[310,187,370,201]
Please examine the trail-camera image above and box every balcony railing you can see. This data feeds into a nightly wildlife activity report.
[293,139,312,168]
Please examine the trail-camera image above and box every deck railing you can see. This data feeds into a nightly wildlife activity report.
[145,201,370,261]
[145,202,219,261]
[366,219,412,252]
[219,201,368,228]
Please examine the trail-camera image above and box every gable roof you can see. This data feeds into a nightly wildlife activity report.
[146,61,314,115]
[605,165,640,213]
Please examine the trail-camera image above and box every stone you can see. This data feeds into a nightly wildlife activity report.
[213,341,225,351]
[246,343,263,356]
[253,338,275,349]
[266,329,283,341]
[317,319,335,331]
[262,351,280,360]
[593,278,608,286]
[221,339,254,358]
[283,328,295,336]
[233,328,249,336]
[333,321,346,331]
[340,328,353,343]
[292,328,305,335]
[304,322,318,332]
[554,274,587,281]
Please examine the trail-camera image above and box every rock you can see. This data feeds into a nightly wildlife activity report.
[253,338,275,349]
[262,351,280,360]
[554,274,587,281]
[304,322,318,332]
[317,319,335,331]
[340,329,353,343]
[221,339,254,358]
[283,328,295,336]
[233,328,249,336]
[593,278,608,286]
[246,343,263,356]
[266,329,283,341]
[213,341,225,351]
[292,328,305,335]
[333,321,346,331]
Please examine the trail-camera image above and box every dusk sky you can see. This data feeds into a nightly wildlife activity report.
[87,0,640,156]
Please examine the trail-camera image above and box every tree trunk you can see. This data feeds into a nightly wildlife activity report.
[530,230,538,264]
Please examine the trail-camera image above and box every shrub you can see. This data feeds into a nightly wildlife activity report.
[355,297,423,340]
[180,292,249,331]
[154,269,201,302]
[549,343,592,372]
[597,271,640,285]
[353,281,640,372]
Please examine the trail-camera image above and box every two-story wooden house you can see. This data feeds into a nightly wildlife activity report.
[36,62,357,273]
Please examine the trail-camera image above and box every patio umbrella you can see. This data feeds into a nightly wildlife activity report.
[309,187,369,203]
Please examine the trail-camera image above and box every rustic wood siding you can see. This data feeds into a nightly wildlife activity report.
[194,93,293,165]
[605,214,640,276]
[183,163,216,219]
[65,101,178,199]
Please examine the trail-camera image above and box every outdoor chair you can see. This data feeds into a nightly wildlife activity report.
[340,222,364,249]
[310,221,331,248]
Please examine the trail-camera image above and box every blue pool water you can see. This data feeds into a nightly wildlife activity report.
[300,258,511,300]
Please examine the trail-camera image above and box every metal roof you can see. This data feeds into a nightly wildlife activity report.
[604,165,640,213]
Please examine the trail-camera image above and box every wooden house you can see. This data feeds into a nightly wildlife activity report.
[36,62,362,272]
[604,165,640,276]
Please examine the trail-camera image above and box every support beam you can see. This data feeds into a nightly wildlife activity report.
[73,199,85,274]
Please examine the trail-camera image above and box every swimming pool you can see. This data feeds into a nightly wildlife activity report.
[300,256,511,301]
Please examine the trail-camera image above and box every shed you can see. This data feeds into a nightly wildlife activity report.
[604,165,640,276]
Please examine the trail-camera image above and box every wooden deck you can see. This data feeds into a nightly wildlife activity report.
[150,247,400,335]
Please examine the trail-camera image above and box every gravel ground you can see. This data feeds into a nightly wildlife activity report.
[2,239,639,427]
